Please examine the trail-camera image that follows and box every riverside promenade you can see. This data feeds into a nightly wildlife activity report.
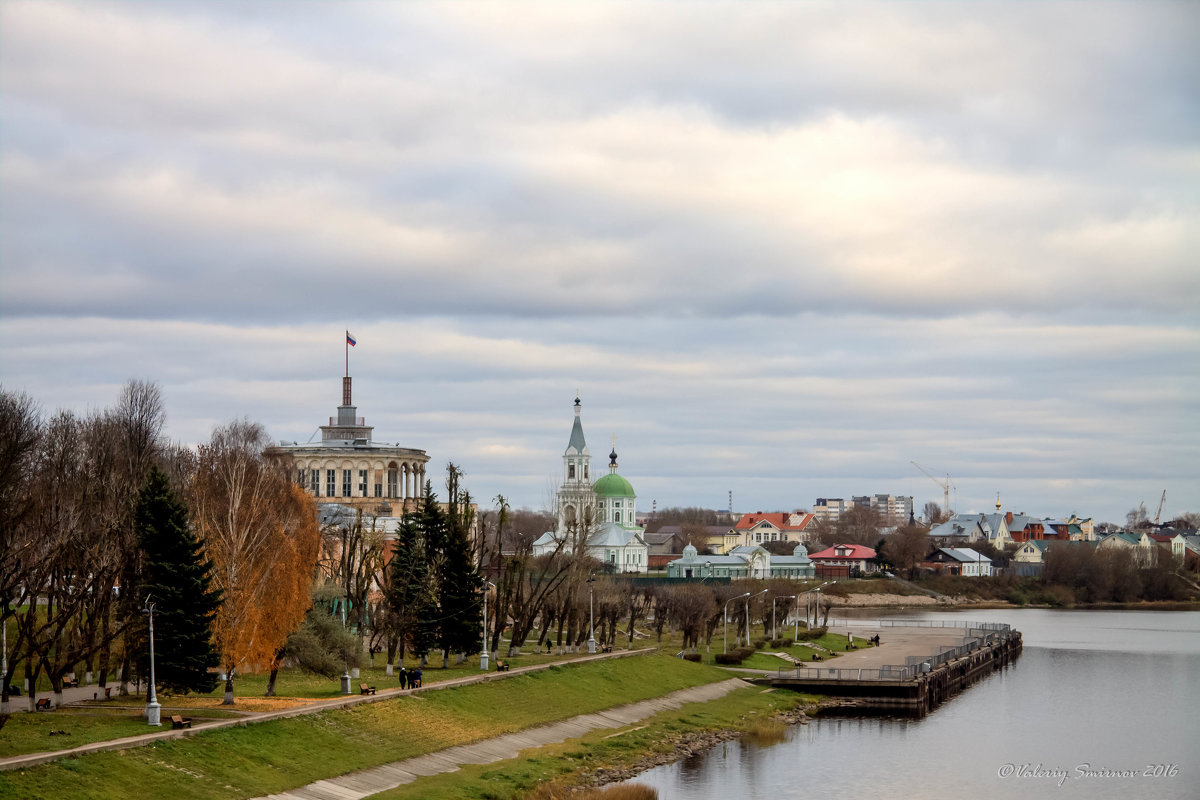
[255,677,749,800]
[0,649,651,772]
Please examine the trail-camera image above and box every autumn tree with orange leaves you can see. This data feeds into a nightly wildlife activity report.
[189,419,320,704]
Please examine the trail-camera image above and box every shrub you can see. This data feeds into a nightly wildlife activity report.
[796,626,827,641]
[754,638,768,650]
[714,653,741,665]
[682,653,701,663]
[1034,584,1076,607]
[769,638,792,648]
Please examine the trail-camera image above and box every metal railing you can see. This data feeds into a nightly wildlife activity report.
[776,626,1016,682]
[824,618,1011,632]
[777,665,920,681]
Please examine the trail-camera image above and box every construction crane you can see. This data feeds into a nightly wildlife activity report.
[911,461,953,517]
[1154,490,1166,526]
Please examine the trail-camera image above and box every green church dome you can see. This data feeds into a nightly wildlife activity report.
[593,472,635,497]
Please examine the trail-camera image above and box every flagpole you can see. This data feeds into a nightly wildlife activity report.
[345,331,349,378]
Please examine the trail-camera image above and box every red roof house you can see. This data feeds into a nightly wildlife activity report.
[807,543,879,577]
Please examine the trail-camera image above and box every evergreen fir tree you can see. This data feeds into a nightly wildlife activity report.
[385,507,429,664]
[135,466,221,694]
[439,473,482,661]
[412,484,445,664]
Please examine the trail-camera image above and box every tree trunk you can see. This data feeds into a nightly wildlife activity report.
[265,668,278,697]
[25,661,37,713]
[223,673,235,705]
[119,649,132,696]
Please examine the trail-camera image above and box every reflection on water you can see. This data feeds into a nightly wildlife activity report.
[625,610,1199,800]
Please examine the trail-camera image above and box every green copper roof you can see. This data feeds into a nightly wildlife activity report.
[593,472,635,497]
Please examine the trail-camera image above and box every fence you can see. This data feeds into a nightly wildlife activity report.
[778,665,921,681]
[825,618,1011,632]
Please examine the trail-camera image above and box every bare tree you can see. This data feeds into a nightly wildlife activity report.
[883,524,931,577]
[668,585,717,652]
[837,506,884,546]
[923,501,947,526]
[0,390,42,712]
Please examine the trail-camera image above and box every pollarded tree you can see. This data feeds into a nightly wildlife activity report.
[190,420,321,703]
[135,466,221,694]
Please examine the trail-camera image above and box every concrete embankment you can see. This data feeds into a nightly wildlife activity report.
[758,620,1022,714]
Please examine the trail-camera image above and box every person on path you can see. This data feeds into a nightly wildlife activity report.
[398,667,408,689]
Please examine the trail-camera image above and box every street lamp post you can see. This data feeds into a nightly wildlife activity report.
[805,581,832,629]
[480,581,496,671]
[746,589,768,647]
[142,597,161,726]
[723,592,750,654]
[772,595,797,640]
[587,574,597,654]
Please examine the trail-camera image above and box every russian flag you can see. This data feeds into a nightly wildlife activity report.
[346,331,357,347]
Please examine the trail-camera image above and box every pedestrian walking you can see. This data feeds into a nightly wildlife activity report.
[398,667,408,689]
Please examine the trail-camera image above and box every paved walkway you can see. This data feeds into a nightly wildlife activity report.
[0,650,647,771]
[819,625,972,671]
[256,678,750,800]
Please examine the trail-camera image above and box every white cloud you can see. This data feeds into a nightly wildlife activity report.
[1,1,1197,522]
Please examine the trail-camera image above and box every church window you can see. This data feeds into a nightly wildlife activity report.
[311,469,320,496]
[388,469,398,498]
[584,465,589,479]
[327,469,336,496]
[569,464,576,479]
[359,469,368,496]
[615,511,621,523]
[342,469,352,497]
[374,470,383,497]
[297,468,306,486]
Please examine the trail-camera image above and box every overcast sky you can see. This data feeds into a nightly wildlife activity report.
[1,1,1197,524]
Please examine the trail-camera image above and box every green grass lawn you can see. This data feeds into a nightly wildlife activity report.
[0,653,729,800]
[370,684,823,800]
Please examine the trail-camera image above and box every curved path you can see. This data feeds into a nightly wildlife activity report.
[256,677,750,800]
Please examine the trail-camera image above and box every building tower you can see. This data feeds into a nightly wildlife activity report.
[556,397,595,543]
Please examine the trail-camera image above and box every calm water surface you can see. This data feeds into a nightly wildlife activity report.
[624,609,1200,800]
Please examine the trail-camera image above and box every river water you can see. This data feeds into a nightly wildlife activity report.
[623,609,1200,800]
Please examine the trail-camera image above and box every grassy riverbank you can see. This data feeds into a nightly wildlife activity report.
[370,683,822,800]
[0,654,728,800]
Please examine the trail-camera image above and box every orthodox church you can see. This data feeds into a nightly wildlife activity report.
[532,398,649,573]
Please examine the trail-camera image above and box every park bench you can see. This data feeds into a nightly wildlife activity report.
[496,660,510,672]
[8,684,21,697]
[171,715,192,729]
[63,676,79,688]
[36,698,52,711]
[360,683,376,695]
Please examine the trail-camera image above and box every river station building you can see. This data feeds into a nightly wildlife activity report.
[267,372,430,517]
